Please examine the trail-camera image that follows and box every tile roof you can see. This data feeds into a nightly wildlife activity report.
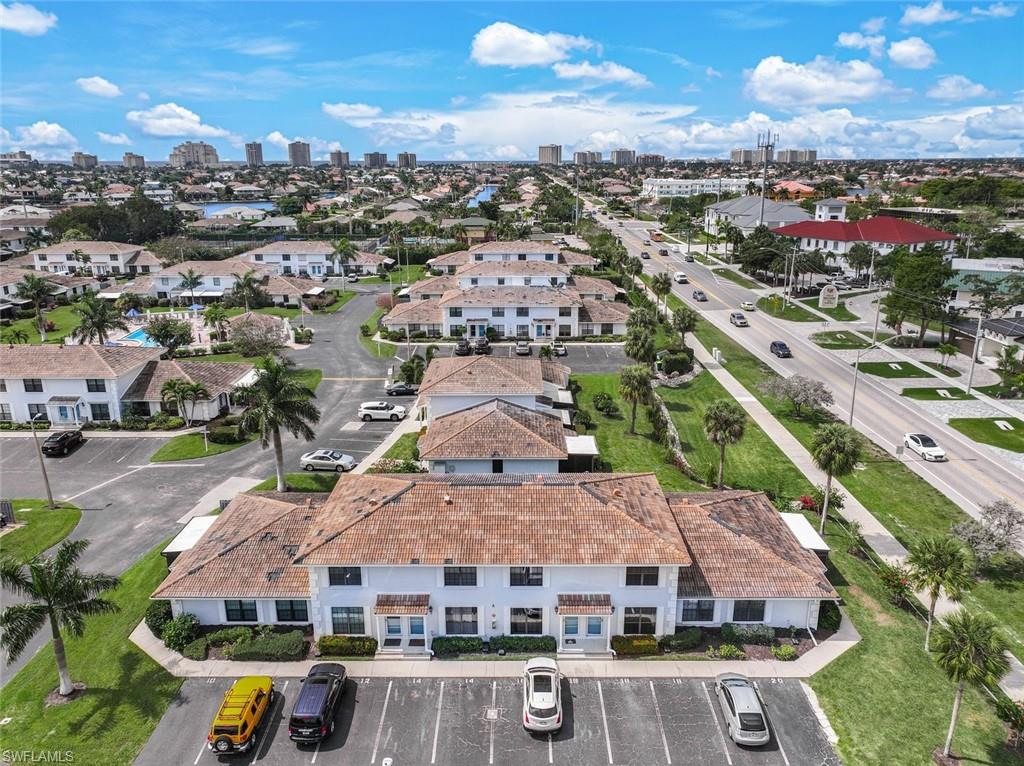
[559,252,599,266]
[468,241,559,255]
[408,275,458,297]
[438,286,583,308]
[121,360,253,401]
[31,240,143,257]
[455,260,570,277]
[374,594,430,614]
[772,215,956,244]
[418,399,568,460]
[429,251,472,267]
[0,344,164,379]
[540,361,571,388]
[382,299,443,326]
[418,356,545,396]
[557,593,613,615]
[243,241,334,257]
[579,299,631,324]
[161,257,273,278]
[264,274,324,297]
[351,251,393,266]
[669,491,837,600]
[569,275,618,297]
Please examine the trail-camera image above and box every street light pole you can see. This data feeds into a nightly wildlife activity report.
[965,312,984,395]
[849,291,883,425]
[29,413,56,509]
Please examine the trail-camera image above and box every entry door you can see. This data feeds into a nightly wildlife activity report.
[57,406,70,422]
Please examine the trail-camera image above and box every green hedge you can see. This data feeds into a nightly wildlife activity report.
[657,627,703,652]
[145,601,173,637]
[206,626,253,647]
[721,622,775,646]
[489,635,557,654]
[818,601,842,631]
[228,630,306,661]
[161,613,200,652]
[611,635,659,656]
[771,644,798,661]
[318,635,378,656]
[183,636,209,660]
[207,426,245,445]
[430,636,484,656]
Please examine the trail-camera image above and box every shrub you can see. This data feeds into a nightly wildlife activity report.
[721,623,775,646]
[592,392,618,415]
[183,637,209,661]
[818,601,842,631]
[659,351,694,376]
[120,414,149,431]
[145,601,173,636]
[318,635,378,657]
[658,628,702,652]
[207,425,244,445]
[574,409,593,433]
[228,630,305,661]
[489,635,557,654]
[611,635,660,656]
[771,644,798,661]
[878,563,914,607]
[161,613,200,652]
[211,342,235,353]
[430,636,484,656]
[360,323,373,337]
[706,643,745,660]
[206,626,253,647]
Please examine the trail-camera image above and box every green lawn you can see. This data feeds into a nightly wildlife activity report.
[797,296,860,321]
[292,367,323,392]
[252,472,341,492]
[711,268,760,289]
[321,290,356,313]
[148,432,254,462]
[856,361,937,379]
[380,432,420,461]
[3,304,81,344]
[948,417,1024,453]
[0,545,183,766]
[811,331,871,350]
[358,264,427,285]
[0,500,81,561]
[923,362,961,377]
[358,306,398,359]
[755,296,819,322]
[901,387,975,401]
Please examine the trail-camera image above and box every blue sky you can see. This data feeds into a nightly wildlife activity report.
[1,1,1022,161]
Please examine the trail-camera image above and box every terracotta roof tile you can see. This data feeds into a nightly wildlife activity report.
[121,360,253,401]
[418,356,545,396]
[374,594,430,614]
[0,345,164,379]
[418,399,568,460]
[558,593,613,615]
[438,285,583,308]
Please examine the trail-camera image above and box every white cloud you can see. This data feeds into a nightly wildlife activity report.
[449,95,467,107]
[679,83,701,94]
[705,66,722,79]
[125,102,233,138]
[900,1,961,25]
[221,36,296,57]
[470,22,592,67]
[552,60,651,88]
[743,56,892,108]
[836,32,886,58]
[970,3,1017,18]
[962,105,1024,140]
[0,120,78,159]
[75,76,122,98]
[0,2,56,35]
[96,131,132,145]
[321,102,382,121]
[926,75,992,101]
[263,130,342,159]
[861,16,887,34]
[888,37,937,69]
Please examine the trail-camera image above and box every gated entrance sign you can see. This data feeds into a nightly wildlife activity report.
[819,284,839,309]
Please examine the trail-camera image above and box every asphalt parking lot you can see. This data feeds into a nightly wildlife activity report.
[419,342,628,375]
[134,676,839,766]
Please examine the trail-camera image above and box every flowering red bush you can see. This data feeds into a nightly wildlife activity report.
[798,495,817,512]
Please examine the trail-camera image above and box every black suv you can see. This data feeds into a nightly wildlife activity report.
[41,429,84,456]
[386,381,417,396]
[473,337,491,355]
[770,341,793,358]
[454,338,472,356]
[288,663,347,743]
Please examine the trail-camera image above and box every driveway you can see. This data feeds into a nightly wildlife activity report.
[134,675,839,766]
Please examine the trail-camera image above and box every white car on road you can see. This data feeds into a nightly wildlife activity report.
[673,271,689,284]
[904,433,947,462]
[740,301,756,311]
[359,401,407,422]
[522,657,561,732]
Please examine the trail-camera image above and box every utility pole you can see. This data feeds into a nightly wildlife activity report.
[30,413,56,509]
[756,131,777,227]
[849,293,883,425]
[965,312,985,394]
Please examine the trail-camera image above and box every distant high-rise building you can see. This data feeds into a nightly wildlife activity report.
[288,141,312,167]
[610,149,636,166]
[364,152,388,169]
[245,142,264,167]
[636,153,664,167]
[574,151,603,165]
[0,150,33,165]
[169,141,219,167]
[122,152,145,170]
[776,149,817,164]
[730,148,754,165]
[754,147,774,164]
[329,150,349,168]
[538,144,562,165]
[72,151,98,170]
[397,152,417,170]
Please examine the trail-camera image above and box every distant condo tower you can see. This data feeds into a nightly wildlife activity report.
[538,144,562,165]
[245,142,264,167]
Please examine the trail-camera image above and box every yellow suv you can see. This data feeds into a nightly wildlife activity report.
[207,676,275,755]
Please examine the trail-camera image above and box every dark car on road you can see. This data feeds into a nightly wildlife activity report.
[658,248,669,257]
[41,429,84,457]
[474,337,491,355]
[770,341,792,358]
[641,251,651,259]
[454,338,472,356]
[683,254,695,262]
[692,289,708,302]
[386,381,417,396]
[288,664,346,744]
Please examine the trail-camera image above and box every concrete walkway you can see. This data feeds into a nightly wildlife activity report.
[352,408,422,474]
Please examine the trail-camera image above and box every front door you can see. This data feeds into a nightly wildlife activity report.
[560,615,607,653]
[379,615,428,653]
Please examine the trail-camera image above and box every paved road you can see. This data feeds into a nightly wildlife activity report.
[135,675,839,766]
[601,212,1024,520]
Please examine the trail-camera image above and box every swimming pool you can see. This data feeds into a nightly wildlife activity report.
[122,328,161,347]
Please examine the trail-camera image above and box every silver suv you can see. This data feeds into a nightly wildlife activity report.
[715,673,770,746]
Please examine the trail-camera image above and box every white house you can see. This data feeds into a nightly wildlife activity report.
[642,178,760,198]
[113,258,273,303]
[242,241,335,277]
[120,359,255,421]
[31,241,159,277]
[209,205,267,221]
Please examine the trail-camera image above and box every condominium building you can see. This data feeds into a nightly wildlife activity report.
[730,149,753,165]
[397,152,417,170]
[122,152,145,170]
[637,154,665,167]
[72,152,98,170]
[610,149,636,166]
[538,144,562,165]
[245,142,264,167]
[573,151,602,165]
[168,141,219,168]
[329,150,349,168]
[0,151,33,165]
[364,152,388,169]
[776,149,818,164]
[642,177,761,198]
[288,141,312,167]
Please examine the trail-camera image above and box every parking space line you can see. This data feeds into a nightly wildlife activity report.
[547,732,553,764]
[597,681,614,765]
[252,679,286,765]
[370,679,393,764]
[311,738,321,764]
[701,681,732,766]
[649,681,672,765]
[430,680,445,764]
[754,682,790,766]
[489,680,496,765]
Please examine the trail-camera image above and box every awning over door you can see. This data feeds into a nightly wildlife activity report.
[374,593,430,615]
[557,593,612,615]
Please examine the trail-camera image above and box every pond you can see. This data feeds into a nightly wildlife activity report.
[467,185,499,208]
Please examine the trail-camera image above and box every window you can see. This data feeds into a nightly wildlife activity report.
[523,277,532,286]
[563,616,579,635]
[545,253,554,261]
[491,459,503,474]
[510,567,543,586]
[0,379,5,391]
[625,567,659,586]
[27,403,47,419]
[549,278,559,286]
[328,566,361,586]
[160,277,169,286]
[282,254,291,261]
[445,607,478,635]
[558,325,571,337]
[444,566,477,586]
[0,404,11,422]
[86,379,106,393]
[90,403,111,421]
[587,617,603,635]
[496,278,505,285]
[733,600,766,622]
[385,616,401,635]
[680,600,715,622]
[331,606,365,634]
[275,600,308,622]
[623,607,657,635]
[23,378,43,393]
[510,608,543,635]
[516,307,529,317]
[254,253,263,261]
[474,253,484,261]
[225,600,257,621]
[601,323,613,335]
[491,307,504,317]
[213,277,221,286]
[449,307,462,318]
[518,254,527,261]
[470,278,478,286]
[558,307,571,317]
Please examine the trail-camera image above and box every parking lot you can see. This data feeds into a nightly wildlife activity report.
[135,676,839,766]
[406,342,629,375]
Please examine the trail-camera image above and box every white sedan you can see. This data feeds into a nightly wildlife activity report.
[300,449,356,472]
[522,657,561,732]
[904,433,947,462]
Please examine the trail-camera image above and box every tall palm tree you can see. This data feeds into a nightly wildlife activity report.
[623,255,643,282]
[651,271,671,317]
[234,356,321,492]
[932,609,1010,758]
[703,399,746,488]
[16,273,54,342]
[72,293,128,345]
[178,267,202,307]
[231,269,264,312]
[0,539,119,697]
[69,248,89,275]
[330,238,356,289]
[624,327,655,366]
[810,423,862,534]
[672,305,697,349]
[908,537,975,651]
[936,342,958,370]
[203,303,229,342]
[161,378,188,423]
[450,223,467,243]
[619,364,652,435]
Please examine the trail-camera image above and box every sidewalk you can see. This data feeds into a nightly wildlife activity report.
[0,426,202,438]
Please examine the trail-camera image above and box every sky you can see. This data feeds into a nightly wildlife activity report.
[1,1,1022,162]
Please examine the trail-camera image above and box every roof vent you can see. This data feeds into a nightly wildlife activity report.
[368,498,378,506]
[443,494,453,505]
[612,488,623,498]
[410,557,420,565]
[444,557,453,565]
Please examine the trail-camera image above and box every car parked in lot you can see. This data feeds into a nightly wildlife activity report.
[208,676,275,754]
[729,312,749,327]
[474,337,491,355]
[386,381,417,396]
[522,658,561,732]
[692,289,708,302]
[359,401,407,422]
[740,301,756,311]
[548,340,567,356]
[770,341,792,358]
[41,429,84,457]
[288,664,346,744]
[454,338,472,356]
[300,449,355,473]
[715,674,770,747]
[515,339,532,356]
[346,274,360,283]
[904,433,947,461]
[673,272,688,284]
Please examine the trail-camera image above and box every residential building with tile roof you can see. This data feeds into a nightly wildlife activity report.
[31,240,154,277]
[120,360,255,421]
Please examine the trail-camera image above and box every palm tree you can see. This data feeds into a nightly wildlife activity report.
[234,356,321,492]
[3,328,29,344]
[69,248,89,276]
[624,328,655,366]
[908,537,975,651]
[72,293,128,345]
[810,423,862,534]
[936,342,959,370]
[651,272,671,317]
[623,255,643,282]
[672,305,697,349]
[0,539,119,697]
[16,273,54,342]
[619,364,652,435]
[932,609,1010,758]
[450,223,467,243]
[231,270,264,312]
[703,399,746,488]
[161,378,188,423]
[114,292,143,314]
[178,267,202,307]
[330,238,356,289]
[203,303,229,342]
